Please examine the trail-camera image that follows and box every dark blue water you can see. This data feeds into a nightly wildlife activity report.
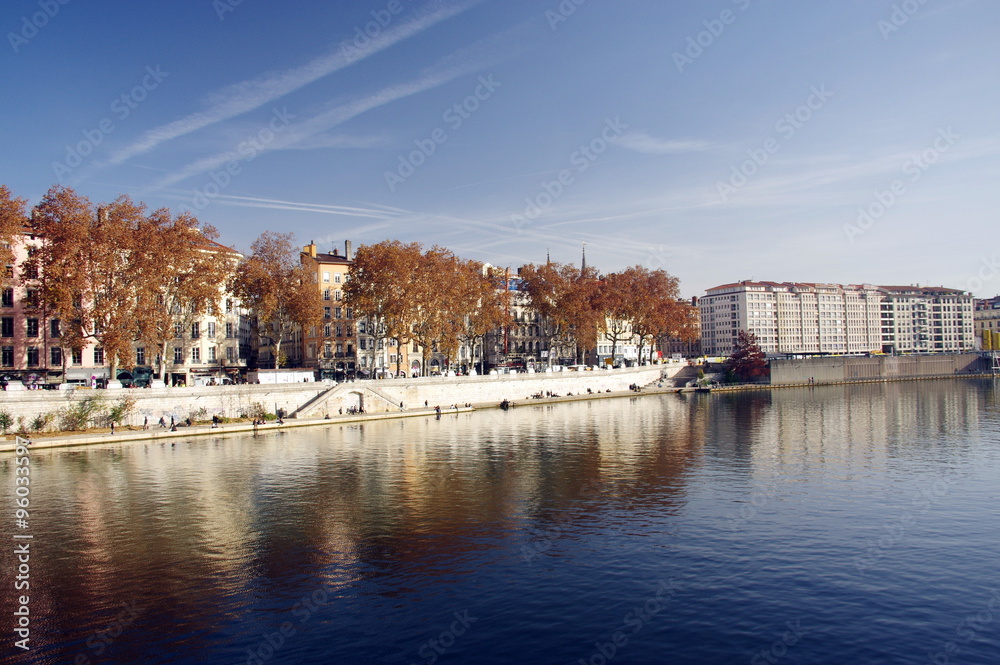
[3,379,1000,664]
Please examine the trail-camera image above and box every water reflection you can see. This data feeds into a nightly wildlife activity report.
[0,379,996,664]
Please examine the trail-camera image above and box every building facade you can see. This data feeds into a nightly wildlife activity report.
[974,296,1000,350]
[700,281,974,356]
[300,241,358,380]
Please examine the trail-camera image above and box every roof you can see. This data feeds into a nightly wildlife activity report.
[705,280,968,296]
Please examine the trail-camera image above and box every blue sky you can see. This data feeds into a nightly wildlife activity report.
[2,0,998,297]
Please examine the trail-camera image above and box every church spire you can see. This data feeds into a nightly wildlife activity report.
[581,241,587,275]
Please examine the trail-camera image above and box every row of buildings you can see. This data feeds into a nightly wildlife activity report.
[1,228,996,387]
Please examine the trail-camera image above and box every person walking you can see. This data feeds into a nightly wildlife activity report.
[143,416,149,430]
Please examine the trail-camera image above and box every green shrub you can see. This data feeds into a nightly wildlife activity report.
[0,410,13,434]
[60,394,107,431]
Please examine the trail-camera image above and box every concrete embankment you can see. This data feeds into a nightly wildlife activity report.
[0,365,682,451]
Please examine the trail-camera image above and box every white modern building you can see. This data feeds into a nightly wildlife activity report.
[700,281,974,356]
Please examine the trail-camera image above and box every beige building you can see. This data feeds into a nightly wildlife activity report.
[700,281,974,356]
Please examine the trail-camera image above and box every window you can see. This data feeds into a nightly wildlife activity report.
[360,338,367,350]
[50,347,61,366]
[136,347,146,365]
[335,324,342,337]
[335,290,341,301]
[208,346,216,362]
[324,307,331,319]
[191,348,201,363]
[25,289,38,308]
[174,322,183,338]
[334,307,342,319]
[174,347,183,364]
[1,317,12,337]
[72,349,81,365]
[334,273,342,284]
[225,299,233,314]
[226,346,236,362]
[23,264,38,280]
[207,322,216,338]
[26,318,38,338]
[94,348,104,365]
[226,322,234,338]
[323,289,331,301]
[1,346,12,367]
[1,289,11,307]
[50,319,60,338]
[191,323,200,339]
[324,324,331,337]
[346,308,353,320]
[323,271,330,283]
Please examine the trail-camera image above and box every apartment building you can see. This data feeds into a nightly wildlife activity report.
[974,296,1000,349]
[700,281,974,356]
[300,241,358,380]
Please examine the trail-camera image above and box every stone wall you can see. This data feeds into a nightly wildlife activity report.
[0,365,683,430]
[298,365,678,417]
[769,353,986,386]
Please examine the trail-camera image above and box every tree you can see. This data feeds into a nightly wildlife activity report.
[614,266,687,365]
[459,264,511,373]
[28,187,146,380]
[230,232,322,369]
[0,186,27,272]
[135,209,236,381]
[518,262,601,365]
[594,271,633,366]
[727,329,769,382]
[344,240,422,376]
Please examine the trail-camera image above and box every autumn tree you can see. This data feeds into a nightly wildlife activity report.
[727,329,769,382]
[230,231,322,369]
[614,266,687,365]
[28,187,148,379]
[518,262,601,365]
[135,209,236,381]
[458,264,511,373]
[594,271,633,366]
[0,186,27,273]
[344,240,422,375]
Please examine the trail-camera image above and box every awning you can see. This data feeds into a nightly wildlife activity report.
[65,368,110,380]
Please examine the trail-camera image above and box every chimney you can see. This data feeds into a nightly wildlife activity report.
[345,240,352,261]
[304,241,317,258]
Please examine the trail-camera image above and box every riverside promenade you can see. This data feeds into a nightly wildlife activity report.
[0,364,679,452]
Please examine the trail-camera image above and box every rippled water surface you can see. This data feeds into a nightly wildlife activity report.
[3,379,1000,664]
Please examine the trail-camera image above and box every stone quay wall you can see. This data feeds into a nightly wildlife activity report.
[769,353,987,386]
[0,365,680,430]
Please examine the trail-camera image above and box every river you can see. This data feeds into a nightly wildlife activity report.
[2,379,999,664]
